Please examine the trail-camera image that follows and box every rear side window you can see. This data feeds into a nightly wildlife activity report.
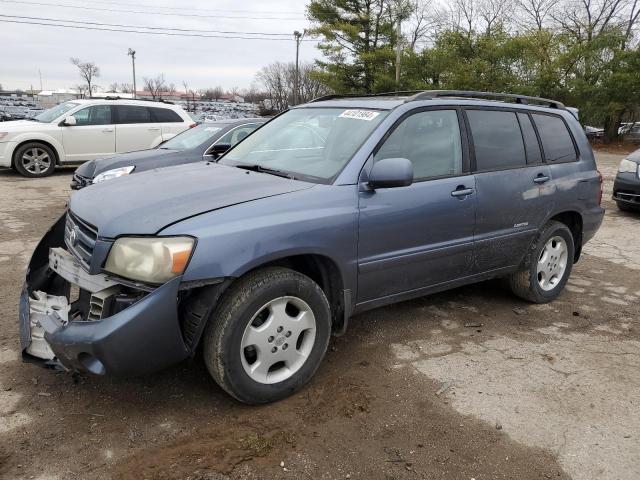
[531,114,577,162]
[150,107,183,123]
[467,110,526,170]
[115,106,152,124]
[517,113,543,164]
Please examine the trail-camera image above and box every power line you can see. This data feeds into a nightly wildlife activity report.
[0,0,308,20]
[59,0,307,16]
[0,18,317,41]
[0,14,297,36]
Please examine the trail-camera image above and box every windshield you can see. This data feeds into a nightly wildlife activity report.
[220,107,388,183]
[35,102,79,123]
[160,124,224,150]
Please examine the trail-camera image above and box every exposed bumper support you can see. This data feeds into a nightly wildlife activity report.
[19,214,190,376]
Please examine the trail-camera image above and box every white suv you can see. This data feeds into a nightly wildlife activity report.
[0,99,193,177]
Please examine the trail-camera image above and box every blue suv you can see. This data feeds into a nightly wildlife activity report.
[20,91,604,403]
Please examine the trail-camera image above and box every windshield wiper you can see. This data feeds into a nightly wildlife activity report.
[234,163,296,180]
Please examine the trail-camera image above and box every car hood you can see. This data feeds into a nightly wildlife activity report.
[75,148,184,177]
[627,148,640,163]
[1,120,58,133]
[69,162,314,237]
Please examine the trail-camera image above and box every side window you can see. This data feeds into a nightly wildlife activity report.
[73,105,112,126]
[531,114,577,162]
[374,110,462,180]
[151,107,183,123]
[517,113,542,164]
[115,106,152,124]
[467,110,526,171]
[217,124,259,146]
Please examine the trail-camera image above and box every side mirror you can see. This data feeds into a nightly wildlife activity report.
[207,143,231,158]
[368,157,413,189]
[61,115,77,126]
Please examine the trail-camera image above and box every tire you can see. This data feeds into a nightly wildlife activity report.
[203,267,332,404]
[13,142,56,178]
[508,221,575,304]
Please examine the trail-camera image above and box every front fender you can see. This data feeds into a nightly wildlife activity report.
[9,132,65,163]
[159,184,359,295]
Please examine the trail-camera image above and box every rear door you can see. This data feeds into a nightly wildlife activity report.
[357,108,476,303]
[62,105,115,162]
[114,105,161,153]
[466,108,553,273]
[149,106,188,141]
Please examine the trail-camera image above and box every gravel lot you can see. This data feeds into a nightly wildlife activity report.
[0,151,638,480]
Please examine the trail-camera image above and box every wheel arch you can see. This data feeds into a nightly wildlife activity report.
[548,211,583,262]
[12,138,62,167]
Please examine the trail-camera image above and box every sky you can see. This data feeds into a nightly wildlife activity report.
[0,0,320,92]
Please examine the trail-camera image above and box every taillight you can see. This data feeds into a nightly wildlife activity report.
[597,170,603,205]
[189,123,197,128]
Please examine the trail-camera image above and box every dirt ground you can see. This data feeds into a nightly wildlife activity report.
[0,152,638,480]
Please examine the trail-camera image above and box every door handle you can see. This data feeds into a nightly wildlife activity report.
[148,127,160,131]
[102,128,113,133]
[534,174,550,184]
[451,186,474,197]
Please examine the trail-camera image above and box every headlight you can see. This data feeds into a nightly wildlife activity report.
[92,166,135,184]
[618,158,639,176]
[104,236,195,284]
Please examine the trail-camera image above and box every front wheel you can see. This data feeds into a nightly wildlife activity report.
[13,142,56,177]
[508,221,575,303]
[203,267,332,404]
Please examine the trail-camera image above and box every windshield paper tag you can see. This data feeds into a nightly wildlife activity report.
[339,110,380,121]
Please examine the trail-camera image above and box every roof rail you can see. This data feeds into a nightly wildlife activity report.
[406,90,565,109]
[309,91,425,103]
[96,95,175,105]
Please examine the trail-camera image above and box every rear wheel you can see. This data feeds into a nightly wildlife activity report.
[508,221,575,303]
[13,142,56,177]
[203,267,331,404]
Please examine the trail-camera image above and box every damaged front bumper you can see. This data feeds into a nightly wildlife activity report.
[19,214,190,376]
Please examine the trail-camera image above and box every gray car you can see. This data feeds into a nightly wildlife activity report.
[19,90,604,404]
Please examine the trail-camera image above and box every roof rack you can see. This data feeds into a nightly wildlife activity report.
[406,90,564,109]
[309,91,424,103]
[310,90,564,110]
[98,95,175,105]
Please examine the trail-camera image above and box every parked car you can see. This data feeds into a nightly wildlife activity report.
[0,99,193,177]
[619,122,640,142]
[71,118,267,189]
[0,106,12,122]
[584,125,604,139]
[20,91,604,404]
[612,148,640,211]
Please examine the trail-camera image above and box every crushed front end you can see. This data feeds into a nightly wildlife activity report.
[19,212,191,376]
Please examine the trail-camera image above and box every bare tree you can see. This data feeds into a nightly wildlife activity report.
[553,0,631,42]
[515,0,555,30]
[256,62,332,111]
[142,74,166,99]
[406,0,444,49]
[479,0,513,35]
[70,58,99,98]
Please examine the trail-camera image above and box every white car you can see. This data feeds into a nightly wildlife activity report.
[0,99,193,177]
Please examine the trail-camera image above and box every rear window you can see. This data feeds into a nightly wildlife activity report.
[531,114,577,162]
[115,106,152,124]
[467,110,526,171]
[150,107,183,123]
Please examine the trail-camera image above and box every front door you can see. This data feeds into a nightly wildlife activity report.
[62,105,115,162]
[357,108,476,304]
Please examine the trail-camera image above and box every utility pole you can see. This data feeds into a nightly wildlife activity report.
[38,69,43,91]
[395,15,402,91]
[127,48,137,99]
[293,30,305,105]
